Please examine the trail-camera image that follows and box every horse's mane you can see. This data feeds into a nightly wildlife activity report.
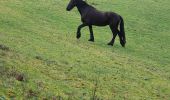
[77,0,95,9]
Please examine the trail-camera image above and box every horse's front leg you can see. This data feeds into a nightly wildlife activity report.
[76,23,87,39]
[88,25,94,42]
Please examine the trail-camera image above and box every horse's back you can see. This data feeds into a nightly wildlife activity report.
[85,9,111,26]
[81,5,121,26]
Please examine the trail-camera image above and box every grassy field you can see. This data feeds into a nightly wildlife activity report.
[0,0,170,99]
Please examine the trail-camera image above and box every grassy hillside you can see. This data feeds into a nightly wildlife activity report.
[0,0,170,99]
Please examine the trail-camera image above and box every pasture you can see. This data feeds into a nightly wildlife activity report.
[0,0,170,99]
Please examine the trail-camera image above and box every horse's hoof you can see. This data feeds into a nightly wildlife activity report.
[88,39,94,42]
[120,41,125,47]
[121,44,125,47]
[76,34,81,39]
[107,43,113,46]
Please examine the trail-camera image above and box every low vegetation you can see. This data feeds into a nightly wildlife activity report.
[0,0,170,99]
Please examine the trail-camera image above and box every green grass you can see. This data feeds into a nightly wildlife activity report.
[0,0,170,99]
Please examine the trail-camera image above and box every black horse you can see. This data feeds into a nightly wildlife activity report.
[66,0,126,47]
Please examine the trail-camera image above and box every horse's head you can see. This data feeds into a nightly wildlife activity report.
[66,0,77,11]
[66,0,86,11]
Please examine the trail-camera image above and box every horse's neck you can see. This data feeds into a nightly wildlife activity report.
[76,2,89,16]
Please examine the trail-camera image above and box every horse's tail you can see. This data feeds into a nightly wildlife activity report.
[119,16,126,44]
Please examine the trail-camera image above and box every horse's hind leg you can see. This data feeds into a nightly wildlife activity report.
[108,24,118,46]
[76,23,87,39]
[109,27,125,47]
[88,25,94,42]
[117,31,125,47]
[109,22,125,47]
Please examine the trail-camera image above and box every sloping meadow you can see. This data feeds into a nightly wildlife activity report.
[0,0,170,99]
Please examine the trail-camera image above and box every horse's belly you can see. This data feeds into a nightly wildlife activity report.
[90,14,109,26]
[93,22,108,26]
[92,19,109,26]
[82,11,110,26]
